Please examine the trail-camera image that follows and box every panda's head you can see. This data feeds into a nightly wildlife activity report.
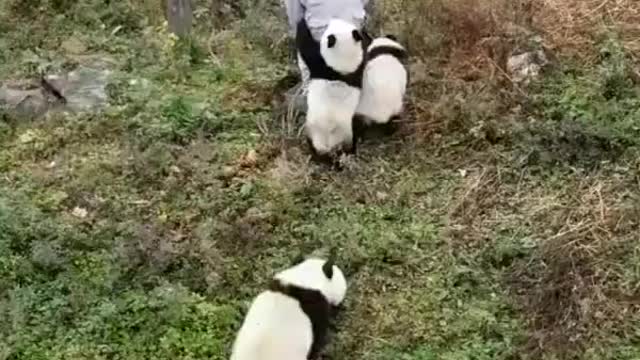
[274,257,347,305]
[320,18,364,75]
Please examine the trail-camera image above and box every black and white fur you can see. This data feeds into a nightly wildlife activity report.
[230,258,348,360]
[355,35,408,134]
[296,18,366,164]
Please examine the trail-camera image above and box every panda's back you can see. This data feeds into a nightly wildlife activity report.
[231,291,313,360]
[357,54,407,124]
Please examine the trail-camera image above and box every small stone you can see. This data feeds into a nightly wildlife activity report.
[71,206,88,218]
[507,50,549,84]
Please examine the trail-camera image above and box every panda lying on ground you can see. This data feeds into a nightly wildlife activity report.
[230,257,348,360]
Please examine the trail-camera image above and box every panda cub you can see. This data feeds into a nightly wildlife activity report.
[296,18,366,164]
[355,35,408,134]
[230,257,348,360]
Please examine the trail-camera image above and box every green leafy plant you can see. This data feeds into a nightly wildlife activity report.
[537,37,640,145]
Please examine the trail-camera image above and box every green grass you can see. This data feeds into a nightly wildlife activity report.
[1,1,639,359]
[534,37,640,148]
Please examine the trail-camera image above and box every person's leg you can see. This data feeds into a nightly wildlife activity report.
[360,0,378,46]
[364,0,378,32]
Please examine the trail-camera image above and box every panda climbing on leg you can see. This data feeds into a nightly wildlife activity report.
[355,34,409,137]
[230,257,348,360]
[296,18,366,167]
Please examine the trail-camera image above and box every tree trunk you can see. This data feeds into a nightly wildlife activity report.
[166,0,193,37]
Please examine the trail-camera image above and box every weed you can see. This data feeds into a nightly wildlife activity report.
[534,38,640,147]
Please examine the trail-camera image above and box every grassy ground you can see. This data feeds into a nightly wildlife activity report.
[1,1,639,359]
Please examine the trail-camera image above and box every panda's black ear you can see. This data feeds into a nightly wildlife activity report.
[385,34,398,41]
[322,259,334,279]
[361,30,372,44]
[352,30,363,42]
[322,250,337,279]
[327,34,337,48]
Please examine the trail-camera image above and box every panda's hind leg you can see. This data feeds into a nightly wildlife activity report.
[351,114,366,154]
[306,136,342,169]
[381,114,401,136]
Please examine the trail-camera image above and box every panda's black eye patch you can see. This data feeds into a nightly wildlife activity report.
[327,35,336,48]
[352,30,362,42]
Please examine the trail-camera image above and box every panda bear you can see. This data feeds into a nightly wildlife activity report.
[354,35,408,135]
[296,18,366,165]
[230,257,348,360]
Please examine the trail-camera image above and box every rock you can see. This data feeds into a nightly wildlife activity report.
[507,50,549,84]
[45,63,113,112]
[1,58,115,120]
[71,206,88,219]
[0,81,51,119]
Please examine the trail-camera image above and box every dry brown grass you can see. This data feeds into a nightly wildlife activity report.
[378,0,639,71]
[538,0,640,62]
[367,0,536,141]
[374,0,535,80]
[384,1,640,356]
[368,0,640,159]
[444,161,640,358]
[511,176,640,358]
[372,0,640,137]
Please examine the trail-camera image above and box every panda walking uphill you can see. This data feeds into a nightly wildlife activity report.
[230,258,348,360]
[355,35,409,134]
[296,17,366,163]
